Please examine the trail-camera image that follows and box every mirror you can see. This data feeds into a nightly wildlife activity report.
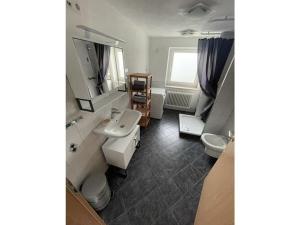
[72,38,126,99]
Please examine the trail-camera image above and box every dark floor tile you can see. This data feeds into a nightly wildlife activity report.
[102,110,213,225]
[173,165,202,194]
[178,139,201,151]
[138,142,159,155]
[182,145,204,164]
[153,210,179,225]
[158,178,184,208]
[148,153,175,182]
[100,191,125,223]
[162,153,191,176]
[126,154,153,183]
[109,213,131,225]
[194,152,216,169]
[190,178,204,199]
[140,134,157,146]
[120,170,158,208]
[155,137,177,149]
[191,157,211,178]
[106,172,126,193]
[127,188,167,225]
[156,141,184,159]
[171,192,200,225]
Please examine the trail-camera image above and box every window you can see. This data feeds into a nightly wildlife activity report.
[106,47,119,91]
[115,48,125,83]
[166,48,198,88]
[106,47,125,90]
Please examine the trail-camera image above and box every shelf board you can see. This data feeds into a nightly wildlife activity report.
[128,73,152,78]
[132,99,151,105]
[130,89,150,93]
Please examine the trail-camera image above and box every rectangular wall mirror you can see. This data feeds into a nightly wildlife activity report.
[72,38,126,99]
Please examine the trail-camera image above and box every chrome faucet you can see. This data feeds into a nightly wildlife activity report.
[66,116,83,128]
[111,107,121,119]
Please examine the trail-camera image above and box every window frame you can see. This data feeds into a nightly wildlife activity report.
[114,48,125,84]
[166,47,199,88]
[106,47,126,90]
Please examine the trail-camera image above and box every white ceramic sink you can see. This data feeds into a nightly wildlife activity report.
[94,109,142,138]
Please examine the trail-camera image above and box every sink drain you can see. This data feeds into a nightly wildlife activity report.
[120,125,125,128]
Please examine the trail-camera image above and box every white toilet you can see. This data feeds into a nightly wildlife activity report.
[201,133,228,158]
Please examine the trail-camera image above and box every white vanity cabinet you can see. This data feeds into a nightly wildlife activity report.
[102,125,140,169]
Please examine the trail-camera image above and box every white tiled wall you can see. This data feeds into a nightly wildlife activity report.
[66,131,108,189]
[221,110,234,136]
[66,80,130,189]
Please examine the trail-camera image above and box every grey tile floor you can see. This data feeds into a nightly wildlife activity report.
[99,109,216,225]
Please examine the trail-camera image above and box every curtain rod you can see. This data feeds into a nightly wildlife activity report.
[76,25,126,43]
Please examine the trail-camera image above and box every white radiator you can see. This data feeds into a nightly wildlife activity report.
[165,91,193,110]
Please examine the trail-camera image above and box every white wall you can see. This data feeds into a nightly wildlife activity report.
[149,37,200,111]
[66,78,79,120]
[66,0,149,189]
[149,37,199,87]
[67,0,149,100]
[221,110,234,135]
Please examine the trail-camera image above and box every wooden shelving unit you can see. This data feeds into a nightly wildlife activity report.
[128,73,152,128]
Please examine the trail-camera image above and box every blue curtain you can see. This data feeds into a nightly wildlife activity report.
[94,43,110,95]
[197,38,233,121]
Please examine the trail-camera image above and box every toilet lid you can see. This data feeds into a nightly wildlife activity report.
[81,172,107,201]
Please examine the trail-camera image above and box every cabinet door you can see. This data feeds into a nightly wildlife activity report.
[66,186,106,225]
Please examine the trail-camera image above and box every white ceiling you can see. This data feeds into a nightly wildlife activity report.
[106,0,234,37]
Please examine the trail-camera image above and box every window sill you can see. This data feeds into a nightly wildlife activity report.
[166,85,200,91]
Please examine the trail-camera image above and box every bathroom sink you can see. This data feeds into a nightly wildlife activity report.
[94,109,142,138]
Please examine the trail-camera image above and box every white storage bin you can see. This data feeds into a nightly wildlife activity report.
[150,88,166,119]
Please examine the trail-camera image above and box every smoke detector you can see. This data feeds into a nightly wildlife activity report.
[180,29,200,36]
[178,2,212,17]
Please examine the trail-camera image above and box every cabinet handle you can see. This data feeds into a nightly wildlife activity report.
[134,136,140,147]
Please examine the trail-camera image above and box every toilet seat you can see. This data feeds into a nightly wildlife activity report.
[201,133,227,151]
[201,133,228,158]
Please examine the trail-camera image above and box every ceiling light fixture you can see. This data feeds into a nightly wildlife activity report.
[180,29,200,36]
[178,2,212,17]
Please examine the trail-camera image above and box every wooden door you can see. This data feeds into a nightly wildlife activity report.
[194,142,234,225]
[66,182,106,225]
